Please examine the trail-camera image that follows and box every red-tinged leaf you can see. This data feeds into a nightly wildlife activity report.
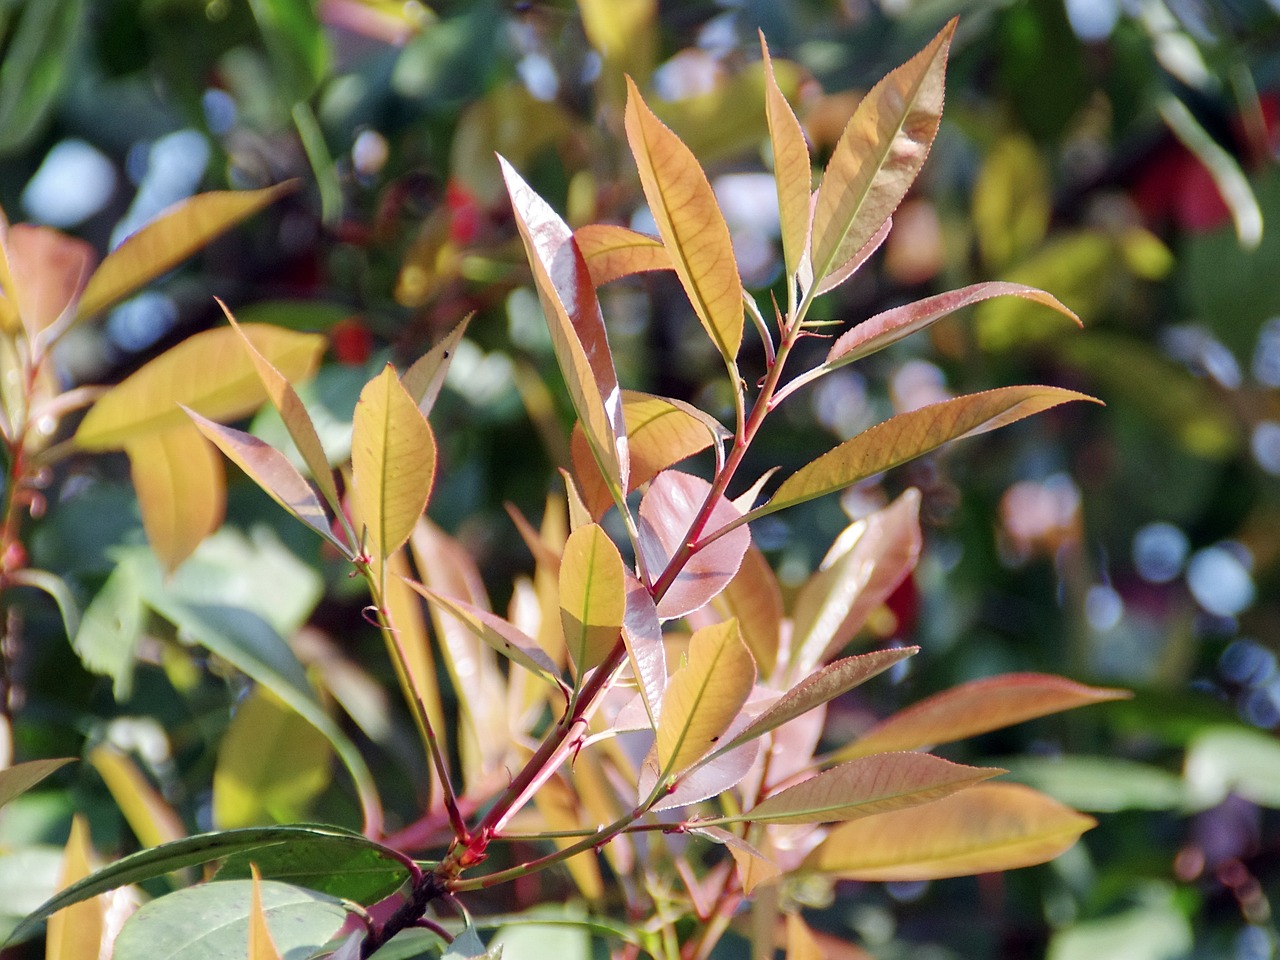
[838,673,1131,762]
[351,365,436,561]
[712,543,783,674]
[621,573,666,730]
[624,76,744,364]
[641,701,762,809]
[759,387,1101,518]
[803,782,1096,880]
[761,33,811,280]
[724,753,1001,825]
[219,302,342,515]
[638,470,751,619]
[810,216,892,297]
[126,425,224,574]
[559,523,626,674]
[809,20,954,288]
[560,468,593,532]
[826,282,1081,371]
[575,224,672,286]
[689,825,781,895]
[656,619,756,778]
[5,224,95,336]
[714,648,917,757]
[76,324,325,450]
[404,581,563,690]
[187,409,347,554]
[47,815,104,960]
[249,866,285,960]
[76,184,292,321]
[499,157,628,500]
[401,312,472,417]
[0,757,74,810]
[790,489,922,674]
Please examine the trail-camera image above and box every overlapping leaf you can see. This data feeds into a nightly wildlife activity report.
[624,77,744,365]
[500,157,628,500]
[837,673,1130,761]
[803,782,1095,880]
[351,365,436,562]
[574,225,671,287]
[756,387,1100,519]
[75,324,325,450]
[620,574,666,730]
[248,868,284,960]
[559,524,626,674]
[4,224,94,336]
[809,20,954,288]
[761,33,811,280]
[89,747,185,848]
[402,313,473,417]
[126,425,224,574]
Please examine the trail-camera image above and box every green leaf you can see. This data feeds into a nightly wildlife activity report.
[809,19,954,288]
[126,424,225,574]
[215,839,410,905]
[624,77,743,365]
[757,386,1101,519]
[999,756,1187,813]
[1185,725,1280,809]
[761,32,811,281]
[0,0,87,154]
[351,364,436,562]
[90,746,185,849]
[75,324,325,450]
[559,524,625,674]
[402,313,473,418]
[803,782,1095,880]
[499,157,629,503]
[7,568,80,647]
[0,758,73,811]
[656,619,756,779]
[12,825,403,938]
[111,880,348,960]
[76,186,292,322]
[714,753,1001,825]
[836,673,1130,762]
[712,648,916,758]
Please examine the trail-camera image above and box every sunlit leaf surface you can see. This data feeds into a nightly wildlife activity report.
[559,523,625,674]
[126,424,224,573]
[575,224,671,287]
[761,33,811,280]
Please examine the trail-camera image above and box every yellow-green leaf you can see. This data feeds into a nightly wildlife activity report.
[712,543,783,674]
[803,782,1095,880]
[761,32,811,280]
[810,19,954,288]
[837,673,1130,762]
[402,312,473,417]
[761,386,1100,517]
[75,324,325,450]
[213,686,334,829]
[656,619,756,778]
[559,523,626,674]
[575,224,672,287]
[126,424,225,574]
[624,76,744,365]
[248,865,285,960]
[89,746,185,848]
[351,364,436,561]
[76,185,292,321]
[46,815,103,960]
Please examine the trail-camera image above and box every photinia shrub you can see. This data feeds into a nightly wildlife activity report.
[2,21,1126,959]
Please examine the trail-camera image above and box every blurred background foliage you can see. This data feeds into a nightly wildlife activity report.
[2,0,1280,957]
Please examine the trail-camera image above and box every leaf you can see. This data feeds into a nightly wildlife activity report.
[213,686,334,829]
[75,324,326,450]
[76,186,293,322]
[574,225,671,287]
[402,313,473,417]
[559,524,626,674]
[0,758,73,810]
[46,815,103,960]
[89,746,185,848]
[624,76,744,365]
[351,365,436,562]
[713,648,917,758]
[4,224,95,336]
[405,582,564,689]
[688,825,780,895]
[187,410,348,555]
[1184,725,1280,809]
[825,282,1080,372]
[620,574,666,730]
[761,33,811,280]
[711,544,783,673]
[655,619,756,778]
[644,732,758,812]
[638,470,751,620]
[15,825,405,936]
[803,782,1096,880]
[809,20,954,287]
[215,837,410,904]
[790,489,922,674]
[7,568,80,651]
[71,557,144,697]
[220,303,342,516]
[785,914,824,960]
[110,879,347,960]
[999,756,1187,813]
[381,547,449,765]
[499,157,628,500]
[248,868,283,960]
[726,753,1001,825]
[126,424,225,574]
[810,216,892,297]
[759,387,1101,518]
[837,673,1130,761]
